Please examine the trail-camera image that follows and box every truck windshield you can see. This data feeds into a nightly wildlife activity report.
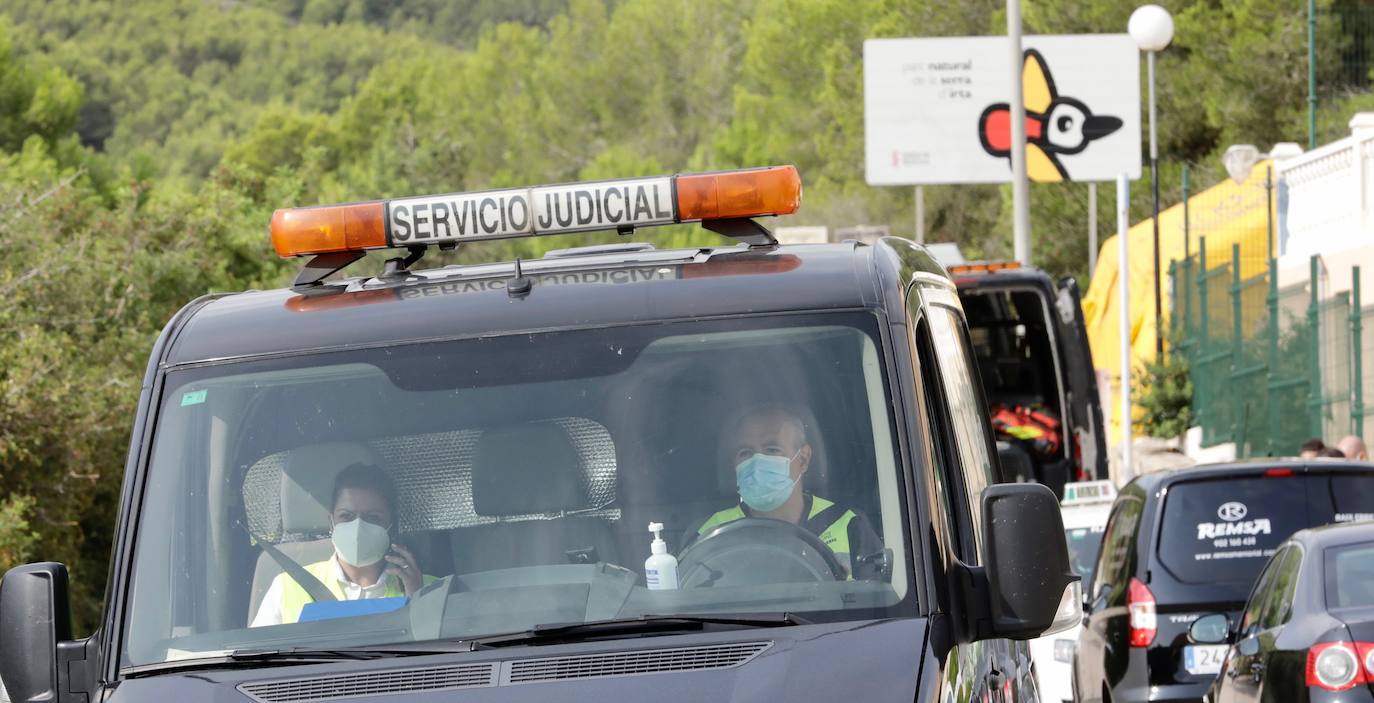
[121,312,914,667]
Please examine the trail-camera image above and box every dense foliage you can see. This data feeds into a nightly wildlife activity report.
[1135,351,1194,440]
[0,0,1357,631]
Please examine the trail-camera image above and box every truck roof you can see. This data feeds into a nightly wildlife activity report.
[163,241,906,366]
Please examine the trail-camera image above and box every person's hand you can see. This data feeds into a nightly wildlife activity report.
[385,543,423,596]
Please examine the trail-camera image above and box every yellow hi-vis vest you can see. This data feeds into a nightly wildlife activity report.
[696,495,857,576]
[279,560,407,625]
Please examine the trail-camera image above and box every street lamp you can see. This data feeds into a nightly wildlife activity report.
[1223,143,1304,185]
[1130,4,1174,359]
[1223,142,1303,261]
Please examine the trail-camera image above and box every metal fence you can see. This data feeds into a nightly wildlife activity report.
[1171,251,1374,456]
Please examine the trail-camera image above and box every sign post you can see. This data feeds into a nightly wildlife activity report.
[914,185,925,243]
[1118,173,1134,481]
[1089,182,1098,275]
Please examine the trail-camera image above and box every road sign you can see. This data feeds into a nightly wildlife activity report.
[864,35,1142,185]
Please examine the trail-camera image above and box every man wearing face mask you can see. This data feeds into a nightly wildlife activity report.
[251,463,433,627]
[688,405,883,580]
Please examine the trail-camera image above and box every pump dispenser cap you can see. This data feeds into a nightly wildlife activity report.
[648,522,667,554]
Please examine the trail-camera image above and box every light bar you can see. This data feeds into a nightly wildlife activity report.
[272,166,801,258]
[948,260,1022,275]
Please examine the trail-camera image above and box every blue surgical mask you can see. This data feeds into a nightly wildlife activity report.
[735,451,801,512]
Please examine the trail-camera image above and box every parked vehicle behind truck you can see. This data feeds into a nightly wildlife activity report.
[947,259,1108,497]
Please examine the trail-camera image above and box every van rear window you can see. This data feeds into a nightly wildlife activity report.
[1157,478,1311,584]
[1329,475,1374,524]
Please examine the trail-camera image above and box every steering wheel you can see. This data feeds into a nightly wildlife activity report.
[675,518,845,587]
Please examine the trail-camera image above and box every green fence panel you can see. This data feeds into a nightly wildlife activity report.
[1321,292,1353,439]
[1269,275,1316,455]
[1359,301,1374,441]
[1159,170,1374,457]
[1170,248,1322,456]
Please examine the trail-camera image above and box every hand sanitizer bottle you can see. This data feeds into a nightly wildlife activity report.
[644,522,678,590]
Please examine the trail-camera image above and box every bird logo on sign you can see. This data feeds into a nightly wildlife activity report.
[977,49,1123,183]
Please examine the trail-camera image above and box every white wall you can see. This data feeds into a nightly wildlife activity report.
[1277,113,1374,268]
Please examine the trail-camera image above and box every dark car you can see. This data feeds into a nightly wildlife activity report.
[0,166,1079,703]
[1073,461,1374,703]
[946,260,1107,496]
[1190,521,1374,703]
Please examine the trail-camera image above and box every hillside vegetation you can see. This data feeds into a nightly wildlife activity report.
[0,0,1348,629]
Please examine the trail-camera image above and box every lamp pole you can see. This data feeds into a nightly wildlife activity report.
[1308,0,1317,150]
[1130,5,1174,360]
[1149,50,1162,359]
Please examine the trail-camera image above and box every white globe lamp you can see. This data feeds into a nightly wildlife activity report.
[1129,5,1174,52]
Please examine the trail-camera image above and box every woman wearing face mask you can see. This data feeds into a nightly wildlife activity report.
[251,463,433,627]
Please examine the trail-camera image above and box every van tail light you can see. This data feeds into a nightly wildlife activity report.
[1127,578,1157,647]
[1306,642,1374,691]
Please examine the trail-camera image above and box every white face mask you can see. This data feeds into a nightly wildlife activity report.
[331,517,391,568]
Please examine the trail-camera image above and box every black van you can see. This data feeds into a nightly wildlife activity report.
[945,260,1107,496]
[0,166,1079,703]
[1073,460,1374,703]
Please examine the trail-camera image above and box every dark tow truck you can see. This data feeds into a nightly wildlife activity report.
[1,166,1079,703]
[941,255,1107,497]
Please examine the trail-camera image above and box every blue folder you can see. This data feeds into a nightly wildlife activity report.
[299,596,407,622]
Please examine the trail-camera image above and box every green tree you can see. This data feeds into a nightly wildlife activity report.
[0,20,81,151]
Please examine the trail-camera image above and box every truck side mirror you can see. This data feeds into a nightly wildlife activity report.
[1,562,72,703]
[981,483,1081,640]
[1188,613,1230,644]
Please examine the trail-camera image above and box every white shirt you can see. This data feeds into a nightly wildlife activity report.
[250,556,395,627]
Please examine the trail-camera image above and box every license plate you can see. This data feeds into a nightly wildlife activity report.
[1183,645,1228,675]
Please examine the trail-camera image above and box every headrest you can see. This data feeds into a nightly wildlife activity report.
[472,422,585,516]
[280,442,381,533]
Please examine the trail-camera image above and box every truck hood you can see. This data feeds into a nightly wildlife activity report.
[109,619,928,702]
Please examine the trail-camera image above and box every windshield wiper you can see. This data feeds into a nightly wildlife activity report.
[466,612,810,649]
[122,615,808,676]
[122,643,475,677]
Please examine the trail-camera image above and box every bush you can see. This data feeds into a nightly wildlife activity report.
[0,494,38,570]
[1136,350,1194,439]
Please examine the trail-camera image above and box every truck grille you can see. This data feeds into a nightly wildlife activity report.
[237,642,770,701]
[239,663,496,702]
[505,641,771,683]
